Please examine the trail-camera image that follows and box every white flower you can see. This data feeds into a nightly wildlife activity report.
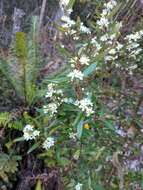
[109,34,116,40]
[79,55,90,65]
[43,137,55,150]
[75,183,83,190]
[105,55,118,61]
[126,30,143,42]
[100,34,108,42]
[67,8,73,14]
[45,83,63,98]
[101,9,108,16]
[68,69,84,81]
[91,39,102,52]
[23,125,34,140]
[73,36,79,40]
[95,42,102,51]
[61,44,65,48]
[56,89,63,95]
[129,64,138,70]
[23,125,40,141]
[139,30,143,36]
[129,48,142,58]
[45,83,57,98]
[62,23,69,29]
[43,103,58,115]
[60,0,70,6]
[70,57,78,64]
[80,22,91,34]
[116,42,123,50]
[97,17,109,28]
[61,15,75,27]
[141,129,143,133]
[75,98,94,116]
[91,37,97,44]
[70,29,76,35]
[24,124,33,131]
[69,132,77,140]
[105,0,117,10]
[33,130,40,138]
[108,49,116,55]
[127,43,140,51]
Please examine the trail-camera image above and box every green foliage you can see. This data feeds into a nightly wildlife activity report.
[35,179,43,190]
[15,32,28,58]
[0,16,41,105]
[0,1,143,190]
[0,153,21,182]
[0,112,11,127]
[0,112,23,130]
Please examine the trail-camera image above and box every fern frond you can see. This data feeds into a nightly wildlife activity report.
[0,112,11,127]
[0,153,20,182]
[8,120,23,131]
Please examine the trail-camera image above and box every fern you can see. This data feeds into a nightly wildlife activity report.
[0,112,11,127]
[0,16,41,106]
[0,153,21,182]
[0,112,23,131]
[8,120,23,131]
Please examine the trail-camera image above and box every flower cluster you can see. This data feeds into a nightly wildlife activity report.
[23,125,55,150]
[68,69,84,81]
[80,22,91,34]
[97,0,117,29]
[68,55,90,81]
[61,15,75,28]
[44,83,63,116]
[42,137,55,150]
[105,41,123,62]
[61,15,90,35]
[43,103,59,115]
[23,124,40,141]
[75,98,94,116]
[45,83,63,98]
[126,30,143,59]
[79,55,90,65]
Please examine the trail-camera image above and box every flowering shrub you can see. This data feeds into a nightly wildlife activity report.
[0,0,143,189]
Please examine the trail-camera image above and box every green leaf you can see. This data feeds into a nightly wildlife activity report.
[8,120,23,130]
[57,157,70,167]
[35,179,42,190]
[0,112,11,127]
[84,63,97,77]
[73,112,83,127]
[67,0,75,9]
[13,137,25,142]
[104,120,115,131]
[27,143,39,154]
[77,120,84,139]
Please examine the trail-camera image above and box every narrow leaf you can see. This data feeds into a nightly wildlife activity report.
[35,179,42,190]
[67,0,75,9]
[84,63,97,77]
[27,143,39,154]
[77,120,83,139]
